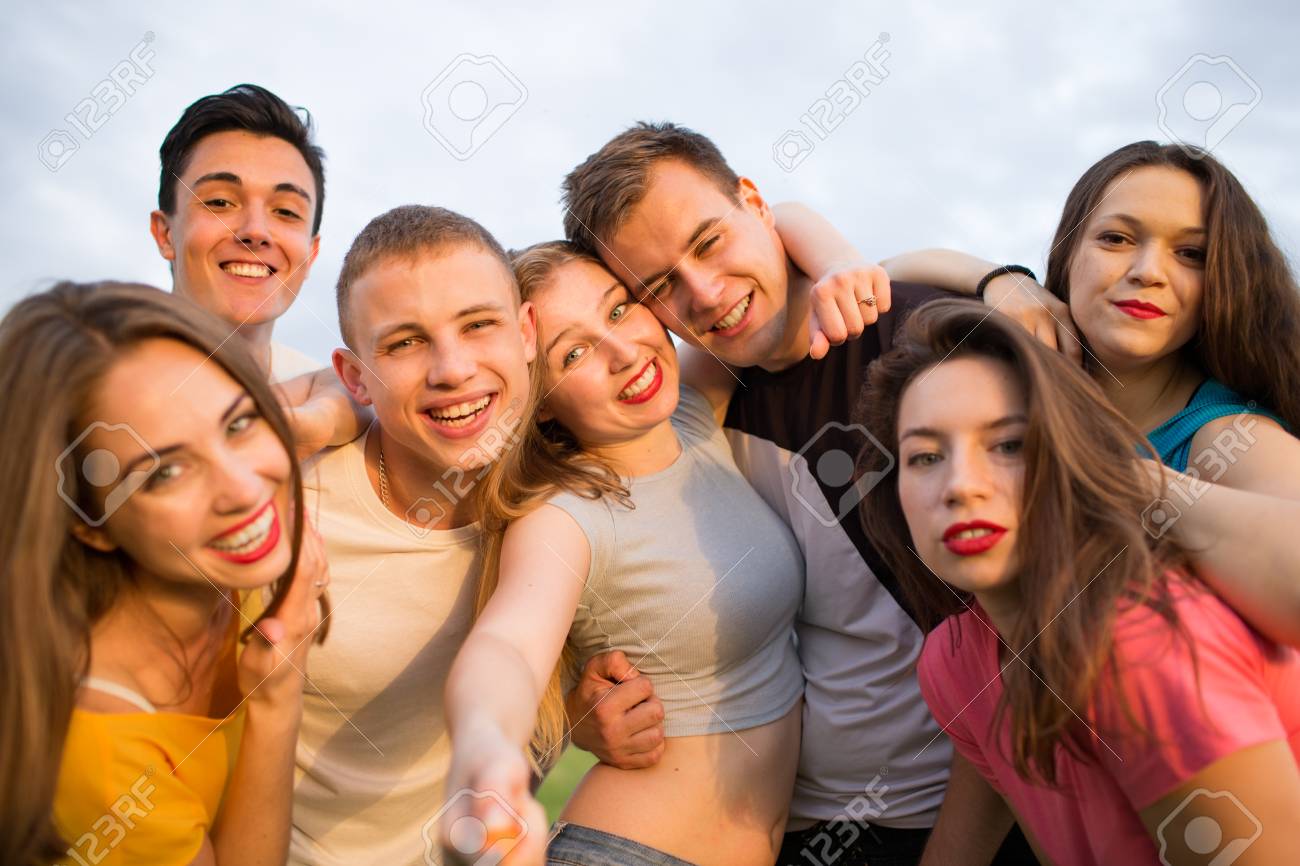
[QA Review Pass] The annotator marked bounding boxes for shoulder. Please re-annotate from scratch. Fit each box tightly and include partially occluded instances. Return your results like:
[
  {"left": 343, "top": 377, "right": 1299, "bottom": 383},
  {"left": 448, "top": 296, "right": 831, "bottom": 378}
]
[
  {"left": 57, "top": 715, "right": 212, "bottom": 862},
  {"left": 1187, "top": 409, "right": 1300, "bottom": 495},
  {"left": 269, "top": 341, "right": 324, "bottom": 383},
  {"left": 917, "top": 611, "right": 995, "bottom": 718}
]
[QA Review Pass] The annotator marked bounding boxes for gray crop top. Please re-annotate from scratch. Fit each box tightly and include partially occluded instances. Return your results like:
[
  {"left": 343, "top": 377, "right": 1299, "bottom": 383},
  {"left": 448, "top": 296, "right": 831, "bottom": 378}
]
[{"left": 546, "top": 386, "right": 805, "bottom": 736}]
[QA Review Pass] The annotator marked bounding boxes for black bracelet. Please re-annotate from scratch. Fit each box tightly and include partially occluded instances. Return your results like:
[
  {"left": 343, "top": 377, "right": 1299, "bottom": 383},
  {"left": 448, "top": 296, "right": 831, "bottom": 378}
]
[{"left": 974, "top": 265, "right": 1037, "bottom": 301}]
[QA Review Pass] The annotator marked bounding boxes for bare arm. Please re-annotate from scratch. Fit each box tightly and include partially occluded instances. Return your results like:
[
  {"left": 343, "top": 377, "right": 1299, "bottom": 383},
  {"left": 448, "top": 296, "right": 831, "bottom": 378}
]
[
  {"left": 209, "top": 524, "right": 328, "bottom": 865},
  {"left": 880, "top": 248, "right": 1082, "bottom": 364},
  {"left": 1138, "top": 740, "right": 1300, "bottom": 865},
  {"left": 771, "top": 201, "right": 892, "bottom": 358},
  {"left": 1150, "top": 416, "right": 1300, "bottom": 647},
  {"left": 276, "top": 367, "right": 373, "bottom": 461},
  {"left": 441, "top": 506, "right": 589, "bottom": 863},
  {"left": 920, "top": 754, "right": 1024, "bottom": 866}
]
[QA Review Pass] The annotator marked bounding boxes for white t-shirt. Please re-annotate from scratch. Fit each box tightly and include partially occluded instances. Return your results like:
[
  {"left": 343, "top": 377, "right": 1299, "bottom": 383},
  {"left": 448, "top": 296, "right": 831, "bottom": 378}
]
[
  {"left": 290, "top": 422, "right": 481, "bottom": 866},
  {"left": 270, "top": 341, "right": 325, "bottom": 383}
]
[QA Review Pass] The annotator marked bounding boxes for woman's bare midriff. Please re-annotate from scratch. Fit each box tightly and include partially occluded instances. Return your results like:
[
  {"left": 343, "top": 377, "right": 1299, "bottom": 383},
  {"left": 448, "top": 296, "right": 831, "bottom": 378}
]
[{"left": 558, "top": 700, "right": 801, "bottom": 866}]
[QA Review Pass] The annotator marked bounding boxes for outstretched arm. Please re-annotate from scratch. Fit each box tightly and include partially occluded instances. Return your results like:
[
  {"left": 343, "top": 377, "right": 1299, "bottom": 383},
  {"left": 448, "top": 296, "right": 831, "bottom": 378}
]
[
  {"left": 1139, "top": 740, "right": 1300, "bottom": 865},
  {"left": 441, "top": 506, "right": 590, "bottom": 864}
]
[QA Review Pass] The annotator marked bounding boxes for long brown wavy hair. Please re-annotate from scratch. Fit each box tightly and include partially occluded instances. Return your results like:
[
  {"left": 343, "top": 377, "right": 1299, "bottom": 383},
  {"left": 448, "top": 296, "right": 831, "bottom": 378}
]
[
  {"left": 471, "top": 241, "right": 631, "bottom": 772},
  {"left": 1045, "top": 140, "right": 1300, "bottom": 431},
  {"left": 857, "top": 298, "right": 1196, "bottom": 784},
  {"left": 0, "top": 281, "right": 318, "bottom": 866}
]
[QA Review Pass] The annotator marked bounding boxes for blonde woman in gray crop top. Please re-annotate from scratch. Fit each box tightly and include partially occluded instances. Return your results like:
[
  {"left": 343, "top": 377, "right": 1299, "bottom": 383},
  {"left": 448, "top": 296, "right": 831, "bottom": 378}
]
[{"left": 441, "top": 245, "right": 806, "bottom": 866}]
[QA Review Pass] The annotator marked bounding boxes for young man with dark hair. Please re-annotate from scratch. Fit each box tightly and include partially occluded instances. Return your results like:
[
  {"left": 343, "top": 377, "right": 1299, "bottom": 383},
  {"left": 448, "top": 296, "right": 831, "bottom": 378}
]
[
  {"left": 561, "top": 121, "right": 1059, "bottom": 865},
  {"left": 150, "top": 83, "right": 325, "bottom": 381}
]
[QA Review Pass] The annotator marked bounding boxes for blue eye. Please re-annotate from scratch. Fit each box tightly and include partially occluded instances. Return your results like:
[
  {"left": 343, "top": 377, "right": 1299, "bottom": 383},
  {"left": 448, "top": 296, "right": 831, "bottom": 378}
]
[
  {"left": 563, "top": 346, "right": 586, "bottom": 367},
  {"left": 610, "top": 303, "right": 628, "bottom": 322}
]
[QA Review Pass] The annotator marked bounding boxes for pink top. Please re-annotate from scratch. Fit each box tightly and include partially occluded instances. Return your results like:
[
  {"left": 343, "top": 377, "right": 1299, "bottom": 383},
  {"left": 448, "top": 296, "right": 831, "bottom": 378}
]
[{"left": 917, "top": 577, "right": 1300, "bottom": 866}]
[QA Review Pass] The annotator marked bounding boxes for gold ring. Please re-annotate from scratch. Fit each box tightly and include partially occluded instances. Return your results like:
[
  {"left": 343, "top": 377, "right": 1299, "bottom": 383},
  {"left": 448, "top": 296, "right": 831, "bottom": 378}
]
[{"left": 859, "top": 296, "right": 877, "bottom": 307}]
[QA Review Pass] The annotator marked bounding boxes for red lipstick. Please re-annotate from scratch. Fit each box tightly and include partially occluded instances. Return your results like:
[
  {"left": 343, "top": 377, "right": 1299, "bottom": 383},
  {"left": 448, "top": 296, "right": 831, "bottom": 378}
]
[
  {"left": 1112, "top": 299, "right": 1167, "bottom": 320},
  {"left": 618, "top": 360, "right": 663, "bottom": 404},
  {"left": 942, "top": 520, "right": 1008, "bottom": 556}
]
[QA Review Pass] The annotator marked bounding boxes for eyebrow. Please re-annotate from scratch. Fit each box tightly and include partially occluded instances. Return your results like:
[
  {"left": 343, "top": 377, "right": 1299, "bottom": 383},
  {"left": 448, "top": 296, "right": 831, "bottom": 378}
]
[
  {"left": 192, "top": 171, "right": 313, "bottom": 204},
  {"left": 1096, "top": 212, "right": 1205, "bottom": 235},
  {"left": 122, "top": 392, "right": 250, "bottom": 475},
  {"left": 640, "top": 217, "right": 722, "bottom": 291},
  {"left": 899, "top": 414, "right": 1028, "bottom": 443},
  {"left": 545, "top": 282, "right": 625, "bottom": 356}
]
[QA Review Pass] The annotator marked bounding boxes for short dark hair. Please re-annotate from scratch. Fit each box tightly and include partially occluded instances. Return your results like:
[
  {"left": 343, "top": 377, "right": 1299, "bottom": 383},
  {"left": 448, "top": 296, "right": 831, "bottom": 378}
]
[
  {"left": 336, "top": 205, "right": 513, "bottom": 349},
  {"left": 561, "top": 121, "right": 740, "bottom": 254},
  {"left": 158, "top": 83, "right": 326, "bottom": 234}
]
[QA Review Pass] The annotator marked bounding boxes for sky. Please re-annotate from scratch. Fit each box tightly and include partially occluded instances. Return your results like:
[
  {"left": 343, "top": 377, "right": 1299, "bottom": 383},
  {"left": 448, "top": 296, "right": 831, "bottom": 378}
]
[{"left": 4, "top": 0, "right": 1298, "bottom": 361}]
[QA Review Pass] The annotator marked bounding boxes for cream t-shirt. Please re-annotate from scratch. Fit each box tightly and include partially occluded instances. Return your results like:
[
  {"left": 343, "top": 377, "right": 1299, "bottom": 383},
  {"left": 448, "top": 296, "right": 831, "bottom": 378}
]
[
  {"left": 290, "top": 422, "right": 481, "bottom": 866},
  {"left": 269, "top": 340, "right": 324, "bottom": 384}
]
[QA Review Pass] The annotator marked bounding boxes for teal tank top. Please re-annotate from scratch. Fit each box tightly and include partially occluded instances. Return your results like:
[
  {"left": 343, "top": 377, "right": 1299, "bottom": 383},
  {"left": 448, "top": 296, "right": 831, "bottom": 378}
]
[{"left": 1146, "top": 378, "right": 1286, "bottom": 471}]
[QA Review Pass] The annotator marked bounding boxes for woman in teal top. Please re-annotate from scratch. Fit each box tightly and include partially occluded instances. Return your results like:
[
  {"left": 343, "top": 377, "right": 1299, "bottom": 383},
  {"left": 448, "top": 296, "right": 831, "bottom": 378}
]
[{"left": 784, "top": 141, "right": 1300, "bottom": 650}]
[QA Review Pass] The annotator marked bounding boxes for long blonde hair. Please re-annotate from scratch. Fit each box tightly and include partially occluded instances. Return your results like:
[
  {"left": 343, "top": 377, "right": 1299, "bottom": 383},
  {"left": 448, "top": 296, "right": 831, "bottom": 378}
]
[
  {"left": 472, "top": 242, "right": 631, "bottom": 772},
  {"left": 0, "top": 282, "right": 316, "bottom": 866}
]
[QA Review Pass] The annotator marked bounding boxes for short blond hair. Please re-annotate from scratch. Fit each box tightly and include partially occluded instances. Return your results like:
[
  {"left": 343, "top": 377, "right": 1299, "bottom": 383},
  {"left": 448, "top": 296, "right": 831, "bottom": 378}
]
[{"left": 336, "top": 205, "right": 512, "bottom": 348}]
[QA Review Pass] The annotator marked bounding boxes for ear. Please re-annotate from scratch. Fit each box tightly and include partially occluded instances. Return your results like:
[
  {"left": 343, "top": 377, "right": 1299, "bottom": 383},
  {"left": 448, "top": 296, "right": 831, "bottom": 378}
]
[
  {"left": 149, "top": 209, "right": 177, "bottom": 262},
  {"left": 332, "top": 348, "right": 373, "bottom": 406},
  {"left": 517, "top": 300, "right": 538, "bottom": 364},
  {"left": 70, "top": 521, "right": 117, "bottom": 553},
  {"left": 303, "top": 233, "right": 322, "bottom": 274},
  {"left": 736, "top": 176, "right": 773, "bottom": 227}
]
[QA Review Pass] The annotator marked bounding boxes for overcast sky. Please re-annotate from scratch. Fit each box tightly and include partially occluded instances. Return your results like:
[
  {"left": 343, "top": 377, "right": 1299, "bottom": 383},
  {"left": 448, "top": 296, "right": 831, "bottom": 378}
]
[{"left": 5, "top": 0, "right": 1297, "bottom": 361}]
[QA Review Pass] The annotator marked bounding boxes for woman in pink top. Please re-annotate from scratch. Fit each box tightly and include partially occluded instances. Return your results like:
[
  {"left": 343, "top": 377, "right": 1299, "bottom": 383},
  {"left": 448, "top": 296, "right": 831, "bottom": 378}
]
[{"left": 855, "top": 299, "right": 1300, "bottom": 866}]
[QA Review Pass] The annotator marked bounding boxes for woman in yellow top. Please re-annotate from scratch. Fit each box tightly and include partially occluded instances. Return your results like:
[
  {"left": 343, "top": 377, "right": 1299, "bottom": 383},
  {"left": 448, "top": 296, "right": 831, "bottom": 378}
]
[{"left": 0, "top": 282, "right": 329, "bottom": 866}]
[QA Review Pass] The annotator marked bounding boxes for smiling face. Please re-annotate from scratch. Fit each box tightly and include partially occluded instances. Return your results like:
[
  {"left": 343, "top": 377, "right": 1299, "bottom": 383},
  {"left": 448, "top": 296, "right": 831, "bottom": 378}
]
[
  {"left": 531, "top": 257, "right": 680, "bottom": 449},
  {"left": 1065, "top": 165, "right": 1207, "bottom": 373},
  {"left": 151, "top": 129, "right": 321, "bottom": 333},
  {"left": 337, "top": 244, "right": 537, "bottom": 475},
  {"left": 599, "top": 160, "right": 794, "bottom": 369},
  {"left": 896, "top": 356, "right": 1027, "bottom": 604},
  {"left": 76, "top": 338, "right": 294, "bottom": 591}
]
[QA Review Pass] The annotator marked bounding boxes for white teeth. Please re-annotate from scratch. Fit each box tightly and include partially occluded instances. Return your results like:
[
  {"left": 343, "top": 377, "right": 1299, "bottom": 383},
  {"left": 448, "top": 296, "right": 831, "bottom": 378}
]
[
  {"left": 711, "top": 294, "right": 751, "bottom": 331},
  {"left": 618, "top": 361, "right": 658, "bottom": 400},
  {"left": 210, "top": 506, "right": 275, "bottom": 554},
  {"left": 223, "top": 262, "right": 272, "bottom": 278},
  {"left": 428, "top": 395, "right": 491, "bottom": 426},
  {"left": 951, "top": 528, "right": 995, "bottom": 541}
]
